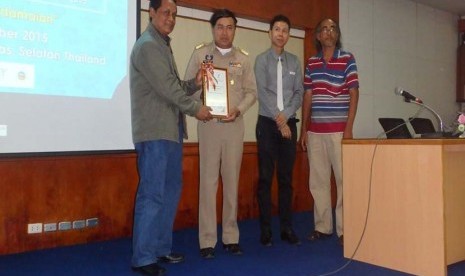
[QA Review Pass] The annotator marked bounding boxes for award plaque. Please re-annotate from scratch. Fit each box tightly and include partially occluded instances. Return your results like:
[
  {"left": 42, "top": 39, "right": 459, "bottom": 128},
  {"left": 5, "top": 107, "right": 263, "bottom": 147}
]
[{"left": 202, "top": 60, "right": 229, "bottom": 118}]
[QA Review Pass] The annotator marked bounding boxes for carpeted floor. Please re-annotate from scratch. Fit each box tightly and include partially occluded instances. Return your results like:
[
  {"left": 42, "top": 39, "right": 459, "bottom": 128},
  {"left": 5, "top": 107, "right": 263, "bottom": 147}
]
[{"left": 0, "top": 212, "right": 464, "bottom": 275}]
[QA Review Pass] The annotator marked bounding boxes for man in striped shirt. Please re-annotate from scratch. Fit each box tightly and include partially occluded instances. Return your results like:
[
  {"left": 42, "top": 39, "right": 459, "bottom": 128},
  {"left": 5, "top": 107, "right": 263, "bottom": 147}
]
[{"left": 299, "top": 18, "right": 359, "bottom": 247}]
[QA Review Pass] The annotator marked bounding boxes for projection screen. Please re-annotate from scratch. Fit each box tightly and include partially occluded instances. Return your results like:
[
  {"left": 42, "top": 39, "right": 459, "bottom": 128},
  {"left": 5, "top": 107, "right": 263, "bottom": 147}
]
[{"left": 0, "top": 0, "right": 138, "bottom": 154}]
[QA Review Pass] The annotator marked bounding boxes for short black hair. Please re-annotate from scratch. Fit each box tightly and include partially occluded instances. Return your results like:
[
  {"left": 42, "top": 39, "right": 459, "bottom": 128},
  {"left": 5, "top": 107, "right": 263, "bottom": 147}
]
[
  {"left": 269, "top": 14, "right": 291, "bottom": 30},
  {"left": 149, "top": 0, "right": 176, "bottom": 11},
  {"left": 209, "top": 9, "right": 237, "bottom": 27}
]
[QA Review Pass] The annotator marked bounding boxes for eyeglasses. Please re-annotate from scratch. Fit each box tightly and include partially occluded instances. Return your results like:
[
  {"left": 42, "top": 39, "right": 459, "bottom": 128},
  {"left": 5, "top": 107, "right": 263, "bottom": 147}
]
[{"left": 319, "top": 26, "right": 338, "bottom": 34}]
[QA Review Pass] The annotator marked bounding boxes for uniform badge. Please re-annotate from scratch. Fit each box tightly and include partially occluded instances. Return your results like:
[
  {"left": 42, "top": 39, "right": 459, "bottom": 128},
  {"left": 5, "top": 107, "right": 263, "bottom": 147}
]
[
  {"left": 238, "top": 48, "right": 249, "bottom": 56},
  {"left": 195, "top": 43, "right": 206, "bottom": 50},
  {"left": 229, "top": 61, "right": 241, "bottom": 68}
]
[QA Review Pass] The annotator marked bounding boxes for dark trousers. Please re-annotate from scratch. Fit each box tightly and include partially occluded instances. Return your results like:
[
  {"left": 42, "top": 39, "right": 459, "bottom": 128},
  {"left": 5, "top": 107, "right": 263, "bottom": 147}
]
[{"left": 256, "top": 115, "right": 297, "bottom": 234}]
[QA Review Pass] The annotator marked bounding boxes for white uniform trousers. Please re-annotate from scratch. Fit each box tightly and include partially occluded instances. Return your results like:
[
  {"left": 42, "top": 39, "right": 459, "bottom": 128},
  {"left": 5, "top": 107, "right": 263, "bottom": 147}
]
[{"left": 198, "top": 117, "right": 244, "bottom": 248}]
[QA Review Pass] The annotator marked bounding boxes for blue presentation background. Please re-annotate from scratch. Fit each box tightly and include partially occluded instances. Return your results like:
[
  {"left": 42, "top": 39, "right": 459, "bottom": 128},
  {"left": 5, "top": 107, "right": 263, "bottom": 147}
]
[{"left": 1, "top": 1, "right": 128, "bottom": 99}]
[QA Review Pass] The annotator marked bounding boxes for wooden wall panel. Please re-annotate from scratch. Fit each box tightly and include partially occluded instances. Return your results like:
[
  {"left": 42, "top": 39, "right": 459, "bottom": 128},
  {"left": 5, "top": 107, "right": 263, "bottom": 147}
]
[
  {"left": 457, "top": 45, "right": 465, "bottom": 102},
  {"left": 458, "top": 19, "right": 465, "bottom": 102},
  {"left": 0, "top": 0, "right": 339, "bottom": 256},
  {"left": 0, "top": 153, "right": 139, "bottom": 254},
  {"left": 0, "top": 143, "right": 320, "bottom": 255},
  {"left": 175, "top": 143, "right": 316, "bottom": 229}
]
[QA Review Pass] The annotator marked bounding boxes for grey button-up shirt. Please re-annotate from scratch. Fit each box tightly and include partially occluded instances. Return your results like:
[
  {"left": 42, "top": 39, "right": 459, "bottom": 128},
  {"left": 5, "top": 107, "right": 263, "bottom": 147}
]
[{"left": 254, "top": 48, "right": 303, "bottom": 120}]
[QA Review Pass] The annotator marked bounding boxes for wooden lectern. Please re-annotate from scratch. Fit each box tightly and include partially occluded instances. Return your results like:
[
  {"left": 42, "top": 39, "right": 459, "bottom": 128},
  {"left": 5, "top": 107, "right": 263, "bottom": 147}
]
[{"left": 342, "top": 139, "right": 465, "bottom": 276}]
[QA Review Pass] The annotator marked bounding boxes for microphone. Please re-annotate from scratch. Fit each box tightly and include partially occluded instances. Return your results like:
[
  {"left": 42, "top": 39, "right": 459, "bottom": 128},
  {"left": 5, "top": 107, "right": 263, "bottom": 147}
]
[
  {"left": 395, "top": 87, "right": 446, "bottom": 135},
  {"left": 395, "top": 87, "right": 423, "bottom": 103}
]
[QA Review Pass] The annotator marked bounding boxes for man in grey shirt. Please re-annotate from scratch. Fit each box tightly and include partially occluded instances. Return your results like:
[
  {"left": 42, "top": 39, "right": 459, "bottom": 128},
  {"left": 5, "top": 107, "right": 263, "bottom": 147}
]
[
  {"left": 254, "top": 14, "right": 303, "bottom": 247},
  {"left": 130, "top": 0, "right": 212, "bottom": 275}
]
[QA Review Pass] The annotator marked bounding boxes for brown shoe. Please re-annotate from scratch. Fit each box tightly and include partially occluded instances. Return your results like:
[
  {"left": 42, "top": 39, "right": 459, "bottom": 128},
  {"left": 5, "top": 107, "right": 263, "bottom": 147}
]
[
  {"left": 223, "top": 243, "right": 243, "bottom": 255},
  {"left": 307, "top": 230, "right": 332, "bottom": 241},
  {"left": 200, "top": 247, "right": 215, "bottom": 259}
]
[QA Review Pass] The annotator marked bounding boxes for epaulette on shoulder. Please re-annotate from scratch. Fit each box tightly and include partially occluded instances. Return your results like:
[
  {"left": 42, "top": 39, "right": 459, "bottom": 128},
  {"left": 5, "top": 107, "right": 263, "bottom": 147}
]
[
  {"left": 195, "top": 43, "right": 206, "bottom": 50},
  {"left": 238, "top": 47, "right": 249, "bottom": 56}
]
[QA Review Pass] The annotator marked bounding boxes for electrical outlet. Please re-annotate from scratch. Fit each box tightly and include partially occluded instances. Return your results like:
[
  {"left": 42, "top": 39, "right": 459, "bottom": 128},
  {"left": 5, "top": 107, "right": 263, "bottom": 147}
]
[
  {"left": 43, "top": 223, "right": 57, "bottom": 232},
  {"left": 27, "top": 223, "right": 43, "bottom": 234},
  {"left": 73, "top": 220, "right": 86, "bottom": 229},
  {"left": 58, "top": 221, "right": 71, "bottom": 231},
  {"left": 86, "top": 218, "right": 99, "bottom": 227}
]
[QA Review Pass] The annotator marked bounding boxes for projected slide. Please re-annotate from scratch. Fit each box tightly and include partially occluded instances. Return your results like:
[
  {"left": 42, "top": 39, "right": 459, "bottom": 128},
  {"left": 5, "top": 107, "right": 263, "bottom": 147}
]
[{"left": 0, "top": 0, "right": 127, "bottom": 99}]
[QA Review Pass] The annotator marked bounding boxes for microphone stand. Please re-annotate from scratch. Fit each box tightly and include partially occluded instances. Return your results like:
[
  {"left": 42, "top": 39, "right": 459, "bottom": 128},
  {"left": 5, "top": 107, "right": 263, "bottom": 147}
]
[{"left": 407, "top": 99, "right": 446, "bottom": 138}]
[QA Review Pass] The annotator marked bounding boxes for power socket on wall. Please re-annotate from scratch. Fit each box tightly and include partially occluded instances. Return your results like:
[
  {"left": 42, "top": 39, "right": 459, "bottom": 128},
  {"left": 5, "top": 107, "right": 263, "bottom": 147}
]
[
  {"left": 43, "top": 223, "right": 57, "bottom": 232},
  {"left": 28, "top": 217, "right": 99, "bottom": 234},
  {"left": 27, "top": 223, "right": 43, "bottom": 234},
  {"left": 58, "top": 221, "right": 72, "bottom": 231},
  {"left": 72, "top": 220, "right": 86, "bottom": 229},
  {"left": 86, "top": 218, "right": 99, "bottom": 227}
]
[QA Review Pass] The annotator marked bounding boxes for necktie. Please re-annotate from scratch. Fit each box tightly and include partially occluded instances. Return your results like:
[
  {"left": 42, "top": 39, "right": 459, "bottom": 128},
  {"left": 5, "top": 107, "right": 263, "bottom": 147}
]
[{"left": 277, "top": 56, "right": 284, "bottom": 111}]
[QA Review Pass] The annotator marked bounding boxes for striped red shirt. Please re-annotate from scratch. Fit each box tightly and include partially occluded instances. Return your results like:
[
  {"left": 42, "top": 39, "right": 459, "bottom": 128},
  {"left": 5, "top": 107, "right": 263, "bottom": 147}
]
[{"left": 303, "top": 49, "right": 359, "bottom": 133}]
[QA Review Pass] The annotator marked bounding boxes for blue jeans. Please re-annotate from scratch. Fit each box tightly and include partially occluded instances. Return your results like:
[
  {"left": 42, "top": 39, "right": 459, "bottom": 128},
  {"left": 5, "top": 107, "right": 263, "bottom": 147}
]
[{"left": 131, "top": 139, "right": 183, "bottom": 267}]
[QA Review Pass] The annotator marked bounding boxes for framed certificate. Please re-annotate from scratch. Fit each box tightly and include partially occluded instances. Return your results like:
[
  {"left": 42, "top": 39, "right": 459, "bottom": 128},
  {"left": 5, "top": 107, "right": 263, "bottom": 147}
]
[{"left": 202, "top": 67, "right": 229, "bottom": 118}]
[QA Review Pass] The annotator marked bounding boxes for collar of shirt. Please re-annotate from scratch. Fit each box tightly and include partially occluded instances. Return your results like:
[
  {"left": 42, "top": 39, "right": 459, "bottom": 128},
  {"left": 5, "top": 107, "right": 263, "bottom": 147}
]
[
  {"left": 147, "top": 23, "right": 171, "bottom": 46},
  {"left": 157, "top": 30, "right": 171, "bottom": 46},
  {"left": 316, "top": 48, "right": 340, "bottom": 61},
  {"left": 216, "top": 46, "right": 232, "bottom": 55},
  {"left": 268, "top": 47, "right": 286, "bottom": 62}
]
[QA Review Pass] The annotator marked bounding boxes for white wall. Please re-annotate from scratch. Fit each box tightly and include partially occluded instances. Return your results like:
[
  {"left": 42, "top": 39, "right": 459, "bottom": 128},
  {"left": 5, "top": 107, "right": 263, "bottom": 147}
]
[{"left": 340, "top": 0, "right": 460, "bottom": 138}]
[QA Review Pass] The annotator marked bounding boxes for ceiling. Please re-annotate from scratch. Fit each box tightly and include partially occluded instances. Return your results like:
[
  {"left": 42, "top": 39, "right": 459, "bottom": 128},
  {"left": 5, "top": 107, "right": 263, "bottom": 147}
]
[{"left": 412, "top": 0, "right": 465, "bottom": 16}]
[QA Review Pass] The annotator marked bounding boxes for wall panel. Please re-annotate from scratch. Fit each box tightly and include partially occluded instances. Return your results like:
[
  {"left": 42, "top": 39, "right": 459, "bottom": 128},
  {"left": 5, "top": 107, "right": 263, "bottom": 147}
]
[
  {"left": 0, "top": 144, "right": 315, "bottom": 255},
  {"left": 0, "top": 0, "right": 338, "bottom": 255}
]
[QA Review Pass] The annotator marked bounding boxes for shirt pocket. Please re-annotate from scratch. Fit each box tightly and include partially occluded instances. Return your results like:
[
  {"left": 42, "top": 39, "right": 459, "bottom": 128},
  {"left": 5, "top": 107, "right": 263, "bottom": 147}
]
[
  {"left": 284, "top": 70, "right": 297, "bottom": 84},
  {"left": 228, "top": 66, "right": 243, "bottom": 77},
  {"left": 228, "top": 67, "right": 243, "bottom": 90}
]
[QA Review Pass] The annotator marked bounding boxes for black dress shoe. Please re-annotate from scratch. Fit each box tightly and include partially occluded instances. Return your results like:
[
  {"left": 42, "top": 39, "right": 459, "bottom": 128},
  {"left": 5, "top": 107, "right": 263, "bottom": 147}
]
[
  {"left": 223, "top": 243, "right": 243, "bottom": 255},
  {"left": 157, "top": 253, "right": 184, "bottom": 264},
  {"left": 260, "top": 232, "right": 273, "bottom": 247},
  {"left": 200, "top": 247, "right": 215, "bottom": 259},
  {"left": 280, "top": 229, "right": 301, "bottom": 245},
  {"left": 132, "top": 263, "right": 166, "bottom": 276},
  {"left": 307, "top": 230, "right": 332, "bottom": 241}
]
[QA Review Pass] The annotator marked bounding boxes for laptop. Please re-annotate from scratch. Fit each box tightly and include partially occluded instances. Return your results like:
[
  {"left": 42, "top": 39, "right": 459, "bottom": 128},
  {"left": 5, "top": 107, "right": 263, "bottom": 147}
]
[
  {"left": 378, "top": 118, "right": 412, "bottom": 139},
  {"left": 409, "top": 117, "right": 436, "bottom": 134}
]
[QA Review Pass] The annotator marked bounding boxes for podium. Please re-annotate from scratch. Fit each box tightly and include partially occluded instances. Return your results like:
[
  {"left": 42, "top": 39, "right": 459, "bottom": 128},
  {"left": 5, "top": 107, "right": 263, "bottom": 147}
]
[{"left": 342, "top": 139, "right": 465, "bottom": 276}]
